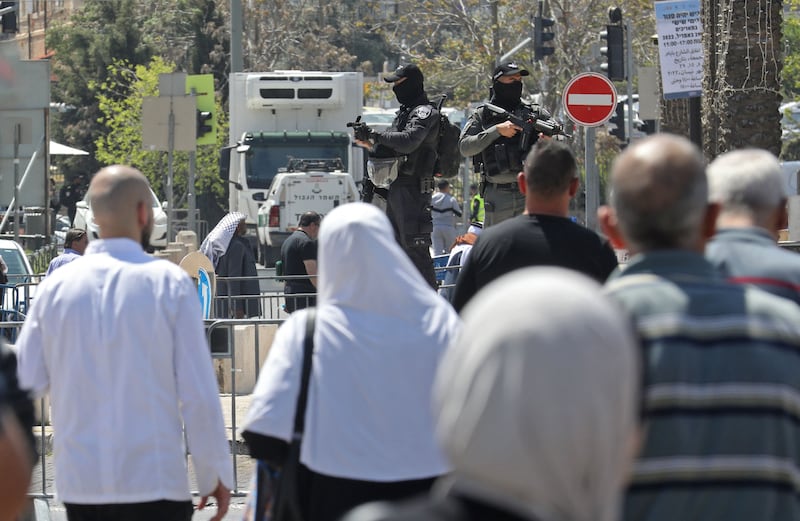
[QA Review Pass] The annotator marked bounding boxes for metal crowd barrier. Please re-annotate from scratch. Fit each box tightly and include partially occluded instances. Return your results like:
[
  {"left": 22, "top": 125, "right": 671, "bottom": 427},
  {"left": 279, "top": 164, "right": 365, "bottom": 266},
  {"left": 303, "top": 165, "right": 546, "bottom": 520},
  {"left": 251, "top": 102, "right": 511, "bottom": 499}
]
[
  {"left": 204, "top": 317, "right": 286, "bottom": 495},
  {"left": 214, "top": 274, "right": 317, "bottom": 320}
]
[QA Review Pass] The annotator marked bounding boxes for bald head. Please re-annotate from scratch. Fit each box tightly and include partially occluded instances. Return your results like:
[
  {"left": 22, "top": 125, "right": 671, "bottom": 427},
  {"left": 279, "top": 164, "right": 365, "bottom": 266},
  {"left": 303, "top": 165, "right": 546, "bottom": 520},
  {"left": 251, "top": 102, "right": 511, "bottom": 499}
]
[
  {"left": 608, "top": 134, "right": 708, "bottom": 252},
  {"left": 88, "top": 165, "right": 153, "bottom": 243}
]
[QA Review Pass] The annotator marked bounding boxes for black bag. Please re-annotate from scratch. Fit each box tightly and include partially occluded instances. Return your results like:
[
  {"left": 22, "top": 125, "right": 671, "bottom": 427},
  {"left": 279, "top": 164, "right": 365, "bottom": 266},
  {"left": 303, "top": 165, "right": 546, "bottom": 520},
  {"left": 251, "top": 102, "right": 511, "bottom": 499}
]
[
  {"left": 432, "top": 95, "right": 462, "bottom": 179},
  {"left": 246, "top": 308, "right": 316, "bottom": 521}
]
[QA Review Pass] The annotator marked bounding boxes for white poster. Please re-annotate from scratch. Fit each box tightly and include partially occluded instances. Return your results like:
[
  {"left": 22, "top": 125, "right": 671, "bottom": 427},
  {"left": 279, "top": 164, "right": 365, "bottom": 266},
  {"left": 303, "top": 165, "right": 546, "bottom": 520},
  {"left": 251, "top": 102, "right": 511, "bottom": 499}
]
[{"left": 655, "top": 0, "right": 703, "bottom": 99}]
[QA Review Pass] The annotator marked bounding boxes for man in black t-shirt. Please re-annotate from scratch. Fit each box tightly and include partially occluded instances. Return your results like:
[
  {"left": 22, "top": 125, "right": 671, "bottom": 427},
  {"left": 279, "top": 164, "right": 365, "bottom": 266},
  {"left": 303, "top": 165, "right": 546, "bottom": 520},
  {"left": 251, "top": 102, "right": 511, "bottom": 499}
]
[
  {"left": 451, "top": 140, "right": 618, "bottom": 312},
  {"left": 281, "top": 211, "right": 321, "bottom": 313}
]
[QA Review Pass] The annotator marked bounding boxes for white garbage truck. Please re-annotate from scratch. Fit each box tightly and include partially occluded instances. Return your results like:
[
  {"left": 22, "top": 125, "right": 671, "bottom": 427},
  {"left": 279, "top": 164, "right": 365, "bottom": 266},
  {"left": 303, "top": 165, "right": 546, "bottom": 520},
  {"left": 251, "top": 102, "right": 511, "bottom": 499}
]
[{"left": 221, "top": 71, "right": 365, "bottom": 265}]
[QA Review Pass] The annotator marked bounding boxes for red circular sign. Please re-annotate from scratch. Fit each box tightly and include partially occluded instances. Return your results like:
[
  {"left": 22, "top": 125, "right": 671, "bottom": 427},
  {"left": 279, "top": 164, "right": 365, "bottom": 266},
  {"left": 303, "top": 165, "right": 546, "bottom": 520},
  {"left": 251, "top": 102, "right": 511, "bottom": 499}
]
[{"left": 562, "top": 73, "right": 617, "bottom": 127}]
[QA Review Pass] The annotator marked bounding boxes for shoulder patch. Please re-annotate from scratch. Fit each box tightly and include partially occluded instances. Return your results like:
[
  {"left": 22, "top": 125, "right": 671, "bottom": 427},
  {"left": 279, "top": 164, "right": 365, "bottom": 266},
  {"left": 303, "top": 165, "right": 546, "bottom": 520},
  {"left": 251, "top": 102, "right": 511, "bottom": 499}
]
[{"left": 413, "top": 105, "right": 433, "bottom": 120}]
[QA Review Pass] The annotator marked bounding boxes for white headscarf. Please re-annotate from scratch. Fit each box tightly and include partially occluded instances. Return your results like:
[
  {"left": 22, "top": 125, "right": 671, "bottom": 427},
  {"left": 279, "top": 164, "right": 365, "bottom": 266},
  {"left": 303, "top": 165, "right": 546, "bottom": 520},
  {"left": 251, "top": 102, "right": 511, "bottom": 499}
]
[
  {"left": 434, "top": 267, "right": 639, "bottom": 521},
  {"left": 199, "top": 212, "right": 246, "bottom": 268},
  {"left": 242, "top": 202, "right": 460, "bottom": 481}
]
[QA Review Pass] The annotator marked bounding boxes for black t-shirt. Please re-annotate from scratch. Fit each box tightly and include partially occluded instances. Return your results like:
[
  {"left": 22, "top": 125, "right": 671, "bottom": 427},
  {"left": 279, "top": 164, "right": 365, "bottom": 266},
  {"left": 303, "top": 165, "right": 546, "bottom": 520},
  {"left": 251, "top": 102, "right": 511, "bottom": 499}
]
[
  {"left": 281, "top": 229, "right": 317, "bottom": 293},
  {"left": 451, "top": 214, "right": 618, "bottom": 312}
]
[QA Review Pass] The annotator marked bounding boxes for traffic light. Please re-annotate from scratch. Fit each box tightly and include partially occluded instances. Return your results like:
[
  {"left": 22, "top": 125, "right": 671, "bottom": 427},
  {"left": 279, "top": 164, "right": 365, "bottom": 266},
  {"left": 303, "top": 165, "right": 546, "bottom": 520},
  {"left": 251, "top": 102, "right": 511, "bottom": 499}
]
[
  {"left": 534, "top": 14, "right": 555, "bottom": 61},
  {"left": 608, "top": 102, "right": 626, "bottom": 143},
  {"left": 0, "top": 2, "right": 18, "bottom": 34},
  {"left": 600, "top": 24, "right": 624, "bottom": 81},
  {"left": 196, "top": 110, "right": 212, "bottom": 139},
  {"left": 187, "top": 74, "right": 216, "bottom": 145}
]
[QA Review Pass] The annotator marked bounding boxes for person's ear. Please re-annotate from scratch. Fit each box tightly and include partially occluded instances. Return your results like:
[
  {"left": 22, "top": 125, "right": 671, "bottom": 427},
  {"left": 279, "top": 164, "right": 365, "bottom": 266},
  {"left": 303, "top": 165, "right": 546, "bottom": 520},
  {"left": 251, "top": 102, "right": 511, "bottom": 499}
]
[
  {"left": 517, "top": 171, "right": 527, "bottom": 195},
  {"left": 598, "top": 205, "right": 627, "bottom": 249},
  {"left": 568, "top": 177, "right": 579, "bottom": 198}
]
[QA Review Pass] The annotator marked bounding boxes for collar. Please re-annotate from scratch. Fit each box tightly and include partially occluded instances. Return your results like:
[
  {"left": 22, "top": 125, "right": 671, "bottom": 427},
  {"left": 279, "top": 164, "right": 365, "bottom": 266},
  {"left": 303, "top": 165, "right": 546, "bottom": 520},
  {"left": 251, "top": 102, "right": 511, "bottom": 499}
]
[
  {"left": 85, "top": 238, "right": 147, "bottom": 258},
  {"left": 63, "top": 248, "right": 81, "bottom": 256},
  {"left": 611, "top": 249, "right": 722, "bottom": 283},
  {"left": 711, "top": 227, "right": 776, "bottom": 245}
]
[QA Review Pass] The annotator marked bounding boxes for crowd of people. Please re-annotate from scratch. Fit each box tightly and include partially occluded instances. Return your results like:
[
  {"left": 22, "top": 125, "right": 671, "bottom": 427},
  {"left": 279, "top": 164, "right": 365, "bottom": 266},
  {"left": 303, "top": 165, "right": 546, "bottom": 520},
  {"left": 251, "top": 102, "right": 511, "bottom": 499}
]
[{"left": 3, "top": 60, "right": 800, "bottom": 521}]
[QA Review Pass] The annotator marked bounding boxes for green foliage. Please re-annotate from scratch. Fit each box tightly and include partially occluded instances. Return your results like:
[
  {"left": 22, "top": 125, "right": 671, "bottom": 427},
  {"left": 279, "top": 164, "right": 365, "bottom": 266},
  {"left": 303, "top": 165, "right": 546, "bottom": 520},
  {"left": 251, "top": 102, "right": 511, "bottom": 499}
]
[
  {"left": 359, "top": 0, "right": 658, "bottom": 112},
  {"left": 47, "top": 0, "right": 155, "bottom": 179},
  {"left": 94, "top": 57, "right": 226, "bottom": 216},
  {"left": 784, "top": 16, "right": 800, "bottom": 99},
  {"left": 47, "top": 0, "right": 229, "bottom": 225}
]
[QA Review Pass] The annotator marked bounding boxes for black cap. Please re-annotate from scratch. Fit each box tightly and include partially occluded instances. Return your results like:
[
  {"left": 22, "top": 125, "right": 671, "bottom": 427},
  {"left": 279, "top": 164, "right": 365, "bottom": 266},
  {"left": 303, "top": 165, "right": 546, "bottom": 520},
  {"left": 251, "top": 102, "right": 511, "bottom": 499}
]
[
  {"left": 384, "top": 63, "right": 424, "bottom": 83},
  {"left": 492, "top": 62, "right": 530, "bottom": 81}
]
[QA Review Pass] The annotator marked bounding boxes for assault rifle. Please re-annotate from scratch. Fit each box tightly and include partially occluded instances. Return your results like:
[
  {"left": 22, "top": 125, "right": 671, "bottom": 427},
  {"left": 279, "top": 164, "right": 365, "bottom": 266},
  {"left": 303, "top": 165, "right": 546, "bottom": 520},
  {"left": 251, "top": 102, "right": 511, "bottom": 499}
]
[{"left": 483, "top": 103, "right": 570, "bottom": 150}]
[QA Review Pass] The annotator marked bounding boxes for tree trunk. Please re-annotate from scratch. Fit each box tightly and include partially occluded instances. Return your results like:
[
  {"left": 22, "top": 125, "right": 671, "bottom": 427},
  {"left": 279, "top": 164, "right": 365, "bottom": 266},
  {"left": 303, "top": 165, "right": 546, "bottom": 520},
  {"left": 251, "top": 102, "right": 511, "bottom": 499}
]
[{"left": 702, "top": 0, "right": 783, "bottom": 160}]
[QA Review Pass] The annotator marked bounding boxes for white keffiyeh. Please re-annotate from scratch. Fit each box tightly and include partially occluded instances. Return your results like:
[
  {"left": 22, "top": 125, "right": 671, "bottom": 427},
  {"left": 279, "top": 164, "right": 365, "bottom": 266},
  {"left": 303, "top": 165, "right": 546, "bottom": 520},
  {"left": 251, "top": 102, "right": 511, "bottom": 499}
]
[{"left": 199, "top": 212, "right": 247, "bottom": 269}]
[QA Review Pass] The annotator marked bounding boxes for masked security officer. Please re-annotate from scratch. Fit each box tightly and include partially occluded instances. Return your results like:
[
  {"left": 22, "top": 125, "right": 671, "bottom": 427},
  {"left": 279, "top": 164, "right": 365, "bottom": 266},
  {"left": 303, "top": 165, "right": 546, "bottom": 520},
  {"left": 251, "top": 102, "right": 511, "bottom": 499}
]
[
  {"left": 354, "top": 63, "right": 440, "bottom": 288},
  {"left": 459, "top": 62, "right": 555, "bottom": 227}
]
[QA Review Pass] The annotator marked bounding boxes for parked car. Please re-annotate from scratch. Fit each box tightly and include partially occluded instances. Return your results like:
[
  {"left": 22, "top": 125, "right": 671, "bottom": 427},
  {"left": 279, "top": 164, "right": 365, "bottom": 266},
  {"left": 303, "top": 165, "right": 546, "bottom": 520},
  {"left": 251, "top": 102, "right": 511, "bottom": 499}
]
[
  {"left": 73, "top": 188, "right": 168, "bottom": 249},
  {"left": 780, "top": 101, "right": 800, "bottom": 141},
  {"left": 0, "top": 238, "right": 36, "bottom": 320},
  {"left": 361, "top": 107, "right": 396, "bottom": 132}
]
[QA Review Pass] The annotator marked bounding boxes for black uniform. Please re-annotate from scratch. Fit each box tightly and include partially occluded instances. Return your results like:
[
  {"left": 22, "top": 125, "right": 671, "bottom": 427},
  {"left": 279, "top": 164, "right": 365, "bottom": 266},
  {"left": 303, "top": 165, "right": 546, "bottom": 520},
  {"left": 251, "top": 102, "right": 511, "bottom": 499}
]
[
  {"left": 364, "top": 64, "right": 440, "bottom": 288},
  {"left": 459, "top": 61, "right": 557, "bottom": 226}
]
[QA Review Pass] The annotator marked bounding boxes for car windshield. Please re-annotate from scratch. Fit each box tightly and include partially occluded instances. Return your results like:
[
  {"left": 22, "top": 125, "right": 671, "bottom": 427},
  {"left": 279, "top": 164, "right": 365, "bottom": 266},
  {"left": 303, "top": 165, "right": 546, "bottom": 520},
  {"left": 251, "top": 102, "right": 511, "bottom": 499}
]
[
  {"left": 362, "top": 113, "right": 395, "bottom": 124},
  {"left": 244, "top": 143, "right": 349, "bottom": 189},
  {"left": 0, "top": 247, "right": 30, "bottom": 282}
]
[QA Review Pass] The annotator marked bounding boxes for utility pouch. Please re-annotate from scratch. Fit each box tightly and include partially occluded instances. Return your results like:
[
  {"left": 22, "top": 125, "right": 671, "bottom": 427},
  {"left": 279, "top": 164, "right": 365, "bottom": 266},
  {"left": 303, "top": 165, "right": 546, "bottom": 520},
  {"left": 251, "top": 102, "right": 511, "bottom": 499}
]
[
  {"left": 367, "top": 157, "right": 405, "bottom": 189},
  {"left": 420, "top": 177, "right": 436, "bottom": 194},
  {"left": 493, "top": 143, "right": 511, "bottom": 175}
]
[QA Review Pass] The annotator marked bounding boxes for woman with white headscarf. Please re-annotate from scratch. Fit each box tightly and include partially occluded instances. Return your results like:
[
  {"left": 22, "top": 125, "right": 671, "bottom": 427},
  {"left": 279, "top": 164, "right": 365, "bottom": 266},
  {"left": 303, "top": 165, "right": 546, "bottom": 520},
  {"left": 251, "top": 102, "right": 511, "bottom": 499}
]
[
  {"left": 345, "top": 266, "right": 641, "bottom": 521},
  {"left": 240, "top": 202, "right": 461, "bottom": 521}
]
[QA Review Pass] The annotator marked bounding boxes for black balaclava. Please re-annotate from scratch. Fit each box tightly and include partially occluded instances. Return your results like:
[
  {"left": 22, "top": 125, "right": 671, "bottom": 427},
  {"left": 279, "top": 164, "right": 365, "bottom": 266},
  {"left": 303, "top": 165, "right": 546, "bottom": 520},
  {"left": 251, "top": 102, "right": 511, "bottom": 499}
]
[
  {"left": 393, "top": 75, "right": 424, "bottom": 106},
  {"left": 490, "top": 80, "right": 523, "bottom": 111}
]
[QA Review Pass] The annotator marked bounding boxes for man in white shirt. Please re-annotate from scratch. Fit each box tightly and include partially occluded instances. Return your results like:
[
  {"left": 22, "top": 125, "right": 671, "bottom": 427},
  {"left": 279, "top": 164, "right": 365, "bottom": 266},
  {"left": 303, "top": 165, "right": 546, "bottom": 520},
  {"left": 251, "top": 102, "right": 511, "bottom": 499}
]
[{"left": 15, "top": 165, "right": 232, "bottom": 521}]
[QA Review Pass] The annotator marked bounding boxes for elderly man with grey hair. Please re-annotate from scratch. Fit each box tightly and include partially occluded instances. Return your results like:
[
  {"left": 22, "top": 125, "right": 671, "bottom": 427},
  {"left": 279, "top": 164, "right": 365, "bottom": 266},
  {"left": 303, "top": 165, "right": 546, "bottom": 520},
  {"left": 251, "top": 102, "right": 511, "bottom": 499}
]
[
  {"left": 705, "top": 148, "right": 800, "bottom": 304},
  {"left": 600, "top": 134, "right": 800, "bottom": 521}
]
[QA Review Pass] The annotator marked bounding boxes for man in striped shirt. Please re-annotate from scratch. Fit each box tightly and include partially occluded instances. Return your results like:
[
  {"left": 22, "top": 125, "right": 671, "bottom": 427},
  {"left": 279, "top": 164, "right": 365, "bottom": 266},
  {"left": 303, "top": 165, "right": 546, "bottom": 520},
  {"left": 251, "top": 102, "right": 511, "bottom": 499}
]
[{"left": 600, "top": 134, "right": 800, "bottom": 521}]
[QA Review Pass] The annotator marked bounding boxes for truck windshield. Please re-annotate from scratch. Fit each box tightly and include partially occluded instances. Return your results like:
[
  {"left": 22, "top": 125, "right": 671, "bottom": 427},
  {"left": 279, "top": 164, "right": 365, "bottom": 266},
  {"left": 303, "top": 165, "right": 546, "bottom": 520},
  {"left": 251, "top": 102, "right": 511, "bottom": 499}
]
[{"left": 245, "top": 144, "right": 349, "bottom": 189}]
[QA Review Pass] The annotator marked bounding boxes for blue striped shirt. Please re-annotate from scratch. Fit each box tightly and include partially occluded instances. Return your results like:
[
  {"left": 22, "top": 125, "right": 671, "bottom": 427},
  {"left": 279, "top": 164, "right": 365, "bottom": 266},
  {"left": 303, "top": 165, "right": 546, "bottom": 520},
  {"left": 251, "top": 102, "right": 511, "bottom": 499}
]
[{"left": 606, "top": 251, "right": 800, "bottom": 521}]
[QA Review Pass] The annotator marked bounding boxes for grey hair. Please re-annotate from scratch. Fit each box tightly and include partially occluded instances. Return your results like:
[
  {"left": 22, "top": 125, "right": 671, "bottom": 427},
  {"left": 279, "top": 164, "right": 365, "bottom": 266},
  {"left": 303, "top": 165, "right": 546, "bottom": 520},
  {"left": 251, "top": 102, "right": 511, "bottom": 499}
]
[
  {"left": 707, "top": 149, "right": 786, "bottom": 225},
  {"left": 609, "top": 135, "right": 708, "bottom": 251}
]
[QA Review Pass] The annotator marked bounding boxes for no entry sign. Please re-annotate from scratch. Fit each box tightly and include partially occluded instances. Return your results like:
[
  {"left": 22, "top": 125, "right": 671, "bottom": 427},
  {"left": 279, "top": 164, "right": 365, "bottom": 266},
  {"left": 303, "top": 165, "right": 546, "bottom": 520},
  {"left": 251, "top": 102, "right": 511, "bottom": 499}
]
[{"left": 562, "top": 73, "right": 617, "bottom": 127}]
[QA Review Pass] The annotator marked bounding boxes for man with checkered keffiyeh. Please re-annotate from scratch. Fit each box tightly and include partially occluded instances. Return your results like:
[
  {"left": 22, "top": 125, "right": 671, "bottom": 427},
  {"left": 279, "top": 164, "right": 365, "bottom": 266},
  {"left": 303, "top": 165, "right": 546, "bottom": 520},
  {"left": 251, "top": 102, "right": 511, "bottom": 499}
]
[{"left": 200, "top": 213, "right": 261, "bottom": 318}]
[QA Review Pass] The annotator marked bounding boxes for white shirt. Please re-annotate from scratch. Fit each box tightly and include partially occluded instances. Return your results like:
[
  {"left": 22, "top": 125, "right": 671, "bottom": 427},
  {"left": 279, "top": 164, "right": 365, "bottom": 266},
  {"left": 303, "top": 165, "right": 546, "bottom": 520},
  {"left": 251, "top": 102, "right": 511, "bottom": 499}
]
[{"left": 16, "top": 238, "right": 233, "bottom": 503}]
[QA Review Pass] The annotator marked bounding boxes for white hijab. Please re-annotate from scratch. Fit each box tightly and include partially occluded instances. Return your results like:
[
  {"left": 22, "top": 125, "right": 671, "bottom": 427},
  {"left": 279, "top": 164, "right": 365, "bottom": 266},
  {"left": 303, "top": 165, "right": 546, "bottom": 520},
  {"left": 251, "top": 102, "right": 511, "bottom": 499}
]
[
  {"left": 242, "top": 202, "right": 460, "bottom": 481},
  {"left": 434, "top": 267, "right": 639, "bottom": 521}
]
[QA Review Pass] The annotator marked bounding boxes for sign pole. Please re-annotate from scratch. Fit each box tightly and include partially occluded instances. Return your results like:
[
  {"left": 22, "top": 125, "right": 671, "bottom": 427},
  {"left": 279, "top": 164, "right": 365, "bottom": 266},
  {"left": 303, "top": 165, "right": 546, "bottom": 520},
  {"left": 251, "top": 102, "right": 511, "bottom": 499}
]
[
  {"left": 625, "top": 19, "right": 634, "bottom": 143},
  {"left": 585, "top": 127, "right": 598, "bottom": 231},
  {"left": 13, "top": 124, "right": 20, "bottom": 241},
  {"left": 188, "top": 87, "right": 197, "bottom": 237},
  {"left": 167, "top": 99, "right": 175, "bottom": 245}
]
